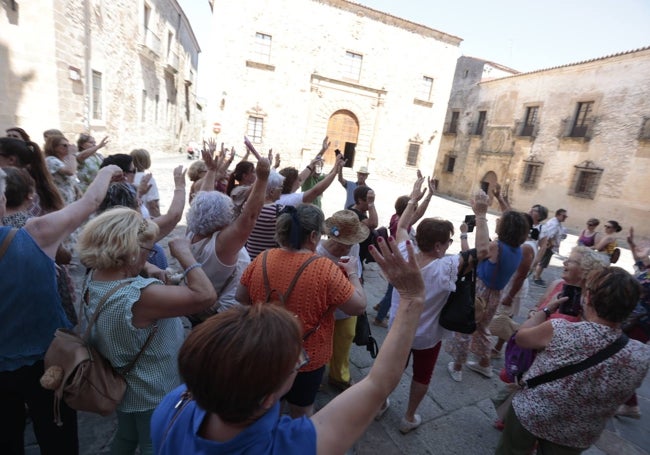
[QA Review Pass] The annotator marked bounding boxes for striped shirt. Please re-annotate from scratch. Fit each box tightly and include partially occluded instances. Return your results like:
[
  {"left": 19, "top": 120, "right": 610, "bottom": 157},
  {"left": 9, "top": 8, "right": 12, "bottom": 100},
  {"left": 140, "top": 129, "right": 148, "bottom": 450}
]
[{"left": 245, "top": 203, "right": 282, "bottom": 260}]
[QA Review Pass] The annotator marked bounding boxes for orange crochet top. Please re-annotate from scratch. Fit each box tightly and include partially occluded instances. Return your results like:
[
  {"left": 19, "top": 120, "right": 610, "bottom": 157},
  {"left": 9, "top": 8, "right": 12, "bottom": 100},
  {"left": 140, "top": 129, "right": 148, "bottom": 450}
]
[{"left": 240, "top": 249, "right": 354, "bottom": 371}]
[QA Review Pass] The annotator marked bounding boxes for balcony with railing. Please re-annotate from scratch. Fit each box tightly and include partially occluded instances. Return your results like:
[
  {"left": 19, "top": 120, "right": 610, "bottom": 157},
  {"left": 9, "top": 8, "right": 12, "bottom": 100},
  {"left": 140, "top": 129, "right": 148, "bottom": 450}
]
[
  {"left": 138, "top": 27, "right": 161, "bottom": 58},
  {"left": 165, "top": 50, "right": 180, "bottom": 74}
]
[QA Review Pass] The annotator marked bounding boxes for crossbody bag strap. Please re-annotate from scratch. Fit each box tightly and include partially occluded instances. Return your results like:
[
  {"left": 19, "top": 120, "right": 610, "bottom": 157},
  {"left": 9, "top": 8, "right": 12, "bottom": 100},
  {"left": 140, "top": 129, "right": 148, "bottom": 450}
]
[
  {"left": 302, "top": 305, "right": 336, "bottom": 341},
  {"left": 82, "top": 280, "right": 132, "bottom": 339},
  {"left": 121, "top": 322, "right": 158, "bottom": 375},
  {"left": 283, "top": 255, "right": 320, "bottom": 303},
  {"left": 524, "top": 334, "right": 629, "bottom": 389},
  {"left": 0, "top": 228, "right": 18, "bottom": 260},
  {"left": 262, "top": 250, "right": 273, "bottom": 302}
]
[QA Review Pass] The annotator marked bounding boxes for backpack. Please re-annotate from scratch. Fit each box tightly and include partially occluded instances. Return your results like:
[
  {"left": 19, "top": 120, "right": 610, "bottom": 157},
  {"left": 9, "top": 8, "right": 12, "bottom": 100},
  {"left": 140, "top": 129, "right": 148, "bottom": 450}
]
[
  {"left": 439, "top": 249, "right": 484, "bottom": 334},
  {"left": 503, "top": 333, "right": 536, "bottom": 383},
  {"left": 41, "top": 281, "right": 156, "bottom": 425}
]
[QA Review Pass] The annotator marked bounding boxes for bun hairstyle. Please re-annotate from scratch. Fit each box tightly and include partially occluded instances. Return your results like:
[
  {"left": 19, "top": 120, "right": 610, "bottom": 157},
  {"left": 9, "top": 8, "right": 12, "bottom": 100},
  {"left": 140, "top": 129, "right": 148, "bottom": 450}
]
[{"left": 607, "top": 220, "right": 622, "bottom": 233}]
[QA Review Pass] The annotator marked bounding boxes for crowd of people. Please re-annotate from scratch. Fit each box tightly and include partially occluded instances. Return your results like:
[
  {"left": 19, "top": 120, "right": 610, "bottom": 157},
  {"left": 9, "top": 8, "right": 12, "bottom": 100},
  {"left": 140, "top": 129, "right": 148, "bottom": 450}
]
[{"left": 0, "top": 127, "right": 648, "bottom": 455}]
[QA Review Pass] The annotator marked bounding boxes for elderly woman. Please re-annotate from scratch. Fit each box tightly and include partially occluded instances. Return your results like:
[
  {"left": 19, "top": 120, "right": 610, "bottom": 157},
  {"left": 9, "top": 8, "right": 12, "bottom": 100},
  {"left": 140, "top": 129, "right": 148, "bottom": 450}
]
[
  {"left": 449, "top": 208, "right": 530, "bottom": 381},
  {"left": 151, "top": 236, "right": 425, "bottom": 454},
  {"left": 44, "top": 135, "right": 78, "bottom": 205},
  {"left": 187, "top": 159, "right": 207, "bottom": 204},
  {"left": 497, "top": 267, "right": 650, "bottom": 454},
  {"left": 244, "top": 169, "right": 285, "bottom": 260},
  {"left": 76, "top": 134, "right": 109, "bottom": 193},
  {"left": 389, "top": 179, "right": 491, "bottom": 433},
  {"left": 236, "top": 204, "right": 366, "bottom": 418},
  {"left": 185, "top": 157, "right": 269, "bottom": 322},
  {"left": 0, "top": 164, "right": 120, "bottom": 454},
  {"left": 77, "top": 208, "right": 216, "bottom": 455},
  {"left": 317, "top": 210, "right": 369, "bottom": 391},
  {"left": 535, "top": 246, "right": 606, "bottom": 322}
]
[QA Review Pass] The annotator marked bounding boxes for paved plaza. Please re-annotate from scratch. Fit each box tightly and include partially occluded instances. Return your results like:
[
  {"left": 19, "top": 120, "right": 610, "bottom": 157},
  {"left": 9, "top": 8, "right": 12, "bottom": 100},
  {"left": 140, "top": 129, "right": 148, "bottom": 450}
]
[{"left": 25, "top": 150, "right": 649, "bottom": 454}]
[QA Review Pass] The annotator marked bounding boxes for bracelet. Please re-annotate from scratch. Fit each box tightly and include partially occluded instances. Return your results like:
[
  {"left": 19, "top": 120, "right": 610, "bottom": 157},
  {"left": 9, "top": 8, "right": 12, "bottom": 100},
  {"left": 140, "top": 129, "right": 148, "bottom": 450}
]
[
  {"left": 407, "top": 200, "right": 417, "bottom": 205},
  {"left": 182, "top": 263, "right": 203, "bottom": 282},
  {"left": 460, "top": 234, "right": 468, "bottom": 239},
  {"left": 541, "top": 307, "right": 551, "bottom": 318},
  {"left": 348, "top": 272, "right": 359, "bottom": 280},
  {"left": 475, "top": 216, "right": 487, "bottom": 221}
]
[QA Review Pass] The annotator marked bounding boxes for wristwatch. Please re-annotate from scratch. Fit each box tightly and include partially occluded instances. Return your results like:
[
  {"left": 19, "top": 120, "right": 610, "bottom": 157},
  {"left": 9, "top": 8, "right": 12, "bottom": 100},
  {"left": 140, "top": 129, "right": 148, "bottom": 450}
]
[{"left": 542, "top": 307, "right": 552, "bottom": 318}]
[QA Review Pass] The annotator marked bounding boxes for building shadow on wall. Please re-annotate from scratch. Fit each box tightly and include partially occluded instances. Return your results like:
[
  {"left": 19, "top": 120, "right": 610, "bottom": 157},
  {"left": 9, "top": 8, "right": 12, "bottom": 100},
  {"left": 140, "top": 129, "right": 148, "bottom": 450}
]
[
  {"left": 2, "top": 0, "right": 19, "bottom": 25},
  {"left": 0, "top": 42, "right": 33, "bottom": 131}
]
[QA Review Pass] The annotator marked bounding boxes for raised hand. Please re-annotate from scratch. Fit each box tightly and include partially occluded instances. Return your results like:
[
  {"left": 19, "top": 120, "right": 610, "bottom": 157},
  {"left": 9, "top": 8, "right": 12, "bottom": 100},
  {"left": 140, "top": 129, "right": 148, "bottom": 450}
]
[
  {"left": 318, "top": 135, "right": 331, "bottom": 157},
  {"left": 273, "top": 152, "right": 281, "bottom": 169},
  {"left": 370, "top": 237, "right": 424, "bottom": 300},
  {"left": 428, "top": 175, "right": 439, "bottom": 193},
  {"left": 410, "top": 174, "right": 426, "bottom": 200},
  {"left": 470, "top": 190, "right": 489, "bottom": 216},
  {"left": 204, "top": 138, "right": 217, "bottom": 154},
  {"left": 172, "top": 165, "right": 186, "bottom": 188},
  {"left": 98, "top": 136, "right": 109, "bottom": 149},
  {"left": 255, "top": 157, "right": 271, "bottom": 179}
]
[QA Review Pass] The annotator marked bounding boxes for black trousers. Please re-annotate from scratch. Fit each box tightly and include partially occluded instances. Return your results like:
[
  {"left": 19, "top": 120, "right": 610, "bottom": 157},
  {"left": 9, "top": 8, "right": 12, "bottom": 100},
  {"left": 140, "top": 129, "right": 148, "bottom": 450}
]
[{"left": 0, "top": 360, "right": 78, "bottom": 455}]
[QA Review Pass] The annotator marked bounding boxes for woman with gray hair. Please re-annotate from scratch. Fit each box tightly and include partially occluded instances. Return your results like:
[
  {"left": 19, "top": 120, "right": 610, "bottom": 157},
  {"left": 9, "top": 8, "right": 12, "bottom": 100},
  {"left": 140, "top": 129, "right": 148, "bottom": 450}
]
[
  {"left": 236, "top": 204, "right": 366, "bottom": 419},
  {"left": 185, "top": 156, "right": 270, "bottom": 322},
  {"left": 245, "top": 169, "right": 286, "bottom": 260}
]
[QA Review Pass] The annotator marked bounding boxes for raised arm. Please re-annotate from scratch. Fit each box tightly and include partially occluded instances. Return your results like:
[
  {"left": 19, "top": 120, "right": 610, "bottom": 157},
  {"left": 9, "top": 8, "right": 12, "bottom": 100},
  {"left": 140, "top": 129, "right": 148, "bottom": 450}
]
[
  {"left": 395, "top": 176, "right": 426, "bottom": 244},
  {"left": 313, "top": 237, "right": 424, "bottom": 455},
  {"left": 363, "top": 190, "right": 378, "bottom": 230},
  {"left": 76, "top": 136, "right": 108, "bottom": 163},
  {"left": 469, "top": 191, "right": 490, "bottom": 261},
  {"left": 25, "top": 165, "right": 122, "bottom": 258},
  {"left": 412, "top": 175, "right": 435, "bottom": 225},
  {"left": 152, "top": 166, "right": 186, "bottom": 240},
  {"left": 131, "top": 237, "right": 217, "bottom": 327},
  {"left": 337, "top": 158, "right": 347, "bottom": 188},
  {"left": 492, "top": 182, "right": 511, "bottom": 213},
  {"left": 295, "top": 158, "right": 322, "bottom": 192},
  {"left": 301, "top": 155, "right": 345, "bottom": 204},
  {"left": 217, "top": 158, "right": 270, "bottom": 264}
]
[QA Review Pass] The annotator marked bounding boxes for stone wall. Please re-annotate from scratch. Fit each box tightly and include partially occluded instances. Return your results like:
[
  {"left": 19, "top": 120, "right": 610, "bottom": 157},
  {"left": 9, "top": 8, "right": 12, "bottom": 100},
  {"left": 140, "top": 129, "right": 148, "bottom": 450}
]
[
  {"left": 0, "top": 0, "right": 202, "bottom": 154},
  {"left": 435, "top": 50, "right": 650, "bottom": 239},
  {"left": 206, "top": 0, "right": 461, "bottom": 181}
]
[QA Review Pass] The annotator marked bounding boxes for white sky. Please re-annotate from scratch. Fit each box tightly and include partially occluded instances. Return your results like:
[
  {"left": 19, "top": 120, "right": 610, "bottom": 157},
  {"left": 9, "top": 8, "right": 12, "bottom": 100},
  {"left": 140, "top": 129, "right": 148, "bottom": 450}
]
[{"left": 180, "top": 0, "right": 650, "bottom": 96}]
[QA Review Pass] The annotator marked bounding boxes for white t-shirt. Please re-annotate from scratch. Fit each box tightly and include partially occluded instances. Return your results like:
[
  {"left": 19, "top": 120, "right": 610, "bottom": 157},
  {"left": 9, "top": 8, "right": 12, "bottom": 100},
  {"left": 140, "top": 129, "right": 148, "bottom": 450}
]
[
  {"left": 134, "top": 172, "right": 160, "bottom": 203},
  {"left": 277, "top": 192, "right": 304, "bottom": 206},
  {"left": 389, "top": 242, "right": 460, "bottom": 350},
  {"left": 316, "top": 243, "right": 361, "bottom": 320}
]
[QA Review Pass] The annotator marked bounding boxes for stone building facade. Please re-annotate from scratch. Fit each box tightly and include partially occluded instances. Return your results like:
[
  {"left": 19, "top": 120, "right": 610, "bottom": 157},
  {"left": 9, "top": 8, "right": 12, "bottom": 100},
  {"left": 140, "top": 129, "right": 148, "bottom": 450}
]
[
  {"left": 0, "top": 0, "right": 202, "bottom": 154},
  {"left": 435, "top": 50, "right": 650, "bottom": 239},
  {"left": 206, "top": 0, "right": 461, "bottom": 180}
]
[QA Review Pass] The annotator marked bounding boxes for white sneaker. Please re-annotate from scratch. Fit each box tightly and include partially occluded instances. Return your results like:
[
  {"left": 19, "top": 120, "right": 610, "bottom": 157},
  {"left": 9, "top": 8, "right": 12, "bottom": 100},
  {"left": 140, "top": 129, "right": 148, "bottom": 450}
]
[
  {"left": 375, "top": 398, "right": 390, "bottom": 421},
  {"left": 398, "top": 414, "right": 422, "bottom": 434},
  {"left": 466, "top": 360, "right": 493, "bottom": 378},
  {"left": 447, "top": 362, "right": 462, "bottom": 382}
]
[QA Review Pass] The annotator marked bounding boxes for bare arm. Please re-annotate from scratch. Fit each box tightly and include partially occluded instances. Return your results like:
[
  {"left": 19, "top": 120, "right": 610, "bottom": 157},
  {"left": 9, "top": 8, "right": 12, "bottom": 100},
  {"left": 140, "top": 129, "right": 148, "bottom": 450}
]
[
  {"left": 459, "top": 223, "right": 470, "bottom": 252},
  {"left": 313, "top": 237, "right": 424, "bottom": 455},
  {"left": 235, "top": 283, "right": 251, "bottom": 305},
  {"left": 59, "top": 153, "right": 78, "bottom": 176},
  {"left": 25, "top": 165, "right": 122, "bottom": 258},
  {"left": 531, "top": 236, "right": 549, "bottom": 269},
  {"left": 216, "top": 158, "right": 270, "bottom": 265},
  {"left": 627, "top": 227, "right": 650, "bottom": 264},
  {"left": 593, "top": 234, "right": 614, "bottom": 252},
  {"left": 492, "top": 182, "right": 511, "bottom": 213},
  {"left": 131, "top": 238, "right": 217, "bottom": 327},
  {"left": 301, "top": 155, "right": 345, "bottom": 204},
  {"left": 516, "top": 293, "right": 566, "bottom": 349},
  {"left": 336, "top": 257, "right": 367, "bottom": 316},
  {"left": 152, "top": 166, "right": 186, "bottom": 240},
  {"left": 457, "top": 191, "right": 490, "bottom": 272},
  {"left": 76, "top": 136, "right": 108, "bottom": 163},
  {"left": 295, "top": 158, "right": 321, "bottom": 192},
  {"left": 395, "top": 176, "right": 426, "bottom": 244},
  {"left": 337, "top": 162, "right": 347, "bottom": 188}
]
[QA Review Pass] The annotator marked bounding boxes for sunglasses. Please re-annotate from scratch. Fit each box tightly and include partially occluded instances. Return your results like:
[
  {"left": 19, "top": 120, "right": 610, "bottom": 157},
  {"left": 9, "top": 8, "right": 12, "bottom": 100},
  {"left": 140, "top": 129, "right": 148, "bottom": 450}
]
[
  {"left": 604, "top": 224, "right": 612, "bottom": 229},
  {"left": 125, "top": 169, "right": 137, "bottom": 174},
  {"left": 139, "top": 245, "right": 157, "bottom": 259}
]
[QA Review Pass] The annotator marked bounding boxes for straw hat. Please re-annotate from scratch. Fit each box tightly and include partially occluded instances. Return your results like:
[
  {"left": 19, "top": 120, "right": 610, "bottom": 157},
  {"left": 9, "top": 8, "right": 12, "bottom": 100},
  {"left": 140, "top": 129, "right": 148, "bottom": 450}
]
[
  {"left": 324, "top": 210, "right": 370, "bottom": 245},
  {"left": 357, "top": 166, "right": 370, "bottom": 175}
]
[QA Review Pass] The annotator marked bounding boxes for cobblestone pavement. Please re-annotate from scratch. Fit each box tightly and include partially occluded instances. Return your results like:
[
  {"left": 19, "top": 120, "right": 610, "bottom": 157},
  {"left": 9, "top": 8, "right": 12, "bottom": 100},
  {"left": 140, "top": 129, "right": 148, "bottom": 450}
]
[{"left": 25, "top": 149, "right": 649, "bottom": 454}]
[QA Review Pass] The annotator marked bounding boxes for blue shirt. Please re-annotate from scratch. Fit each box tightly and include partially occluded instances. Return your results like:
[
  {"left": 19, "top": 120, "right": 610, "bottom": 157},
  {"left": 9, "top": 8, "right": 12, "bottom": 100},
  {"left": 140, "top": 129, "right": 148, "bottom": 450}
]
[
  {"left": 477, "top": 241, "right": 522, "bottom": 291},
  {"left": 151, "top": 385, "right": 317, "bottom": 454},
  {"left": 0, "top": 227, "right": 71, "bottom": 371}
]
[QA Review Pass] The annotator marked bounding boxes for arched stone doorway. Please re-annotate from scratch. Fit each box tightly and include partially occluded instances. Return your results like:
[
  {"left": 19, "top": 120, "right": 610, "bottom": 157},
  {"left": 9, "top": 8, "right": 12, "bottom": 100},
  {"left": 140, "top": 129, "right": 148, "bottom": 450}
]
[
  {"left": 480, "top": 171, "right": 498, "bottom": 205},
  {"left": 324, "top": 110, "right": 359, "bottom": 167}
]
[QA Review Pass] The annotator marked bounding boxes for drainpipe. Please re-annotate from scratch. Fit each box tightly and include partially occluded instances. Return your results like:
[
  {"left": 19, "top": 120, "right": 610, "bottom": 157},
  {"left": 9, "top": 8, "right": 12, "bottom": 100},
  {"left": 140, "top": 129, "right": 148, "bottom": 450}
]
[{"left": 83, "top": 0, "right": 92, "bottom": 131}]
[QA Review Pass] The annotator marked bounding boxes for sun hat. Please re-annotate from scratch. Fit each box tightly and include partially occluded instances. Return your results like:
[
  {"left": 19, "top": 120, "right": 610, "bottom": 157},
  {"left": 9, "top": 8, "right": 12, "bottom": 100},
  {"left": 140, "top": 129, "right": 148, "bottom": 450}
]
[
  {"left": 324, "top": 210, "right": 370, "bottom": 245},
  {"left": 356, "top": 166, "right": 369, "bottom": 175}
]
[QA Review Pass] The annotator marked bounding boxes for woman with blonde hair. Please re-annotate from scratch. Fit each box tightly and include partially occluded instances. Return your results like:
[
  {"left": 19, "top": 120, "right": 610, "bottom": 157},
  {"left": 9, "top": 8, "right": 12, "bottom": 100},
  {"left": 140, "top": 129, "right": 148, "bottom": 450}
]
[
  {"left": 130, "top": 149, "right": 160, "bottom": 217},
  {"left": 77, "top": 208, "right": 216, "bottom": 455}
]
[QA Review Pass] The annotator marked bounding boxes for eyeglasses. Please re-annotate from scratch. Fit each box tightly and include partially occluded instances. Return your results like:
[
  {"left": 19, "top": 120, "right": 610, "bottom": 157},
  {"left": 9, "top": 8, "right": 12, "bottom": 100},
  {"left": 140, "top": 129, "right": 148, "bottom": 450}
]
[
  {"left": 295, "top": 348, "right": 310, "bottom": 372},
  {"left": 139, "top": 245, "right": 157, "bottom": 259},
  {"left": 604, "top": 224, "right": 612, "bottom": 229}
]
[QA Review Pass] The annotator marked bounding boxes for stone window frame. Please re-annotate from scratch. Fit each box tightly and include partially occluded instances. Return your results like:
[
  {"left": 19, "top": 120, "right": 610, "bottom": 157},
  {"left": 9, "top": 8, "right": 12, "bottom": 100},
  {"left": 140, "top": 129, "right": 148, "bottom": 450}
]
[
  {"left": 569, "top": 101, "right": 595, "bottom": 138},
  {"left": 247, "top": 116, "right": 264, "bottom": 144},
  {"left": 91, "top": 70, "right": 103, "bottom": 121},
  {"left": 405, "top": 142, "right": 421, "bottom": 167},
  {"left": 342, "top": 51, "right": 363, "bottom": 82},
  {"left": 569, "top": 160, "right": 603, "bottom": 199},
  {"left": 520, "top": 105, "right": 539, "bottom": 137},
  {"left": 445, "top": 111, "right": 460, "bottom": 134},
  {"left": 520, "top": 158, "right": 544, "bottom": 189},
  {"left": 254, "top": 32, "right": 272, "bottom": 64},
  {"left": 444, "top": 154, "right": 456, "bottom": 173},
  {"left": 416, "top": 76, "right": 434, "bottom": 102},
  {"left": 474, "top": 110, "right": 487, "bottom": 136}
]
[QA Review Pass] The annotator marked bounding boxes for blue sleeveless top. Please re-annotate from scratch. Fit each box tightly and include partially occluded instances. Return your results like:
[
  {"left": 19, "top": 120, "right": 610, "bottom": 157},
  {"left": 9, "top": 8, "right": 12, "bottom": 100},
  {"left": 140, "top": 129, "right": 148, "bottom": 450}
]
[
  {"left": 477, "top": 241, "right": 522, "bottom": 291},
  {"left": 0, "top": 227, "right": 71, "bottom": 371}
]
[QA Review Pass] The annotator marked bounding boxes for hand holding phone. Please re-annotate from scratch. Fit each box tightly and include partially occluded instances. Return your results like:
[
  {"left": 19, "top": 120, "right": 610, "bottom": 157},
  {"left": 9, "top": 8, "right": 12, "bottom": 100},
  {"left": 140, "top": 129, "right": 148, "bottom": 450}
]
[
  {"left": 243, "top": 136, "right": 263, "bottom": 161},
  {"left": 464, "top": 214, "right": 476, "bottom": 232}
]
